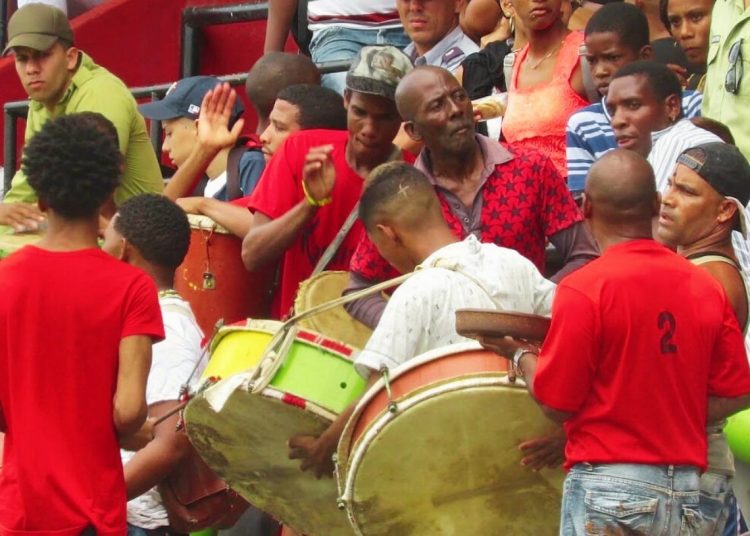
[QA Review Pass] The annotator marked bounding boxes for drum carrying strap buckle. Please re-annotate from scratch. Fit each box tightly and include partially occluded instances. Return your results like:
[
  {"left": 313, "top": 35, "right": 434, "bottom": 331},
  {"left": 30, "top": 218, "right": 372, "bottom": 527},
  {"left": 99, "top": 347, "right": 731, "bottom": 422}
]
[{"left": 379, "top": 366, "right": 398, "bottom": 414}]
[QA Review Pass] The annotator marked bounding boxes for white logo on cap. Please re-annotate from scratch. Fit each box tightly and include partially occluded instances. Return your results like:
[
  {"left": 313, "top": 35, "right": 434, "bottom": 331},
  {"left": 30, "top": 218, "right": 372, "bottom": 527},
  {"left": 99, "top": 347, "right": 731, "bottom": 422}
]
[{"left": 188, "top": 104, "right": 201, "bottom": 115}]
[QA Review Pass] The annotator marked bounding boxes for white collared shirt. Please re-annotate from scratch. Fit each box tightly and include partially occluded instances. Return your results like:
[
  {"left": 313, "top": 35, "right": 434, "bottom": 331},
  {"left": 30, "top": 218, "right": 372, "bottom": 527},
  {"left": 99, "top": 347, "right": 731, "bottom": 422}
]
[
  {"left": 354, "top": 235, "right": 555, "bottom": 377},
  {"left": 404, "top": 25, "right": 479, "bottom": 73}
]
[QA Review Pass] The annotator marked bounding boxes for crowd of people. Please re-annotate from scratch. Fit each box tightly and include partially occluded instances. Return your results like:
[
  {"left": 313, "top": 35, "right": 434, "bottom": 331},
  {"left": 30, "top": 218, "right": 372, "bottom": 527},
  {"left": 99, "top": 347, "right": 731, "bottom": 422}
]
[{"left": 2, "top": 0, "right": 750, "bottom": 534}]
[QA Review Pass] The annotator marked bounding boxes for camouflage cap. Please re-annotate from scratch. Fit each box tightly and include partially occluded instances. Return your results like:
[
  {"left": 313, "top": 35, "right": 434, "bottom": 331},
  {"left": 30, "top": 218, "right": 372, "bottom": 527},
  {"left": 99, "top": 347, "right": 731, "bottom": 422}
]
[{"left": 346, "top": 45, "right": 413, "bottom": 101}]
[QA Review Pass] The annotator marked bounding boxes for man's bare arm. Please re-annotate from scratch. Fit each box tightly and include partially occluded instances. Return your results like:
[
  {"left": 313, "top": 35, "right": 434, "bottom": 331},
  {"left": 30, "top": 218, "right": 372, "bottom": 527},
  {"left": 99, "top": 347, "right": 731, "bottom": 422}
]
[
  {"left": 123, "top": 399, "right": 192, "bottom": 500},
  {"left": 114, "top": 335, "right": 153, "bottom": 438},
  {"left": 242, "top": 145, "right": 335, "bottom": 270},
  {"left": 708, "top": 394, "right": 750, "bottom": 423},
  {"left": 265, "top": 0, "right": 299, "bottom": 53},
  {"left": 242, "top": 206, "right": 317, "bottom": 270},
  {"left": 177, "top": 197, "right": 254, "bottom": 239}
]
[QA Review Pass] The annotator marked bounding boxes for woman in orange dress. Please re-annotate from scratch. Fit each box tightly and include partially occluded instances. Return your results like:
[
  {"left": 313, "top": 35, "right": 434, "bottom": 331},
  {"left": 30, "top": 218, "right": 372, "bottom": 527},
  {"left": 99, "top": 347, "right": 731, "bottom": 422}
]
[{"left": 502, "top": 0, "right": 591, "bottom": 179}]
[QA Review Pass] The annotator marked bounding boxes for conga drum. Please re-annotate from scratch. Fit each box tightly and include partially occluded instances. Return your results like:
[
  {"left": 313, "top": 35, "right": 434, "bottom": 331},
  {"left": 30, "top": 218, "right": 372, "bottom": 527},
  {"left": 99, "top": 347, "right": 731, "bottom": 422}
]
[
  {"left": 294, "top": 271, "right": 373, "bottom": 349},
  {"left": 336, "top": 342, "right": 565, "bottom": 535},
  {"left": 184, "top": 322, "right": 367, "bottom": 536},
  {"left": 175, "top": 215, "right": 274, "bottom": 336}
]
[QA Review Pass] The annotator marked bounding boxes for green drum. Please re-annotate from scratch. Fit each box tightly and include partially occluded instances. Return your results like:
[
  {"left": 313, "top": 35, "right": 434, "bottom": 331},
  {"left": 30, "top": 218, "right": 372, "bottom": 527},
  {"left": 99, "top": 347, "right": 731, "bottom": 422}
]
[{"left": 185, "top": 324, "right": 366, "bottom": 536}]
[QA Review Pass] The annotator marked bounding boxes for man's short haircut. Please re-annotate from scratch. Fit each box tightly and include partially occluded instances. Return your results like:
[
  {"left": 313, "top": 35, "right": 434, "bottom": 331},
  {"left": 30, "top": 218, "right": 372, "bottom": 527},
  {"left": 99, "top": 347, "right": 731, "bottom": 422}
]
[
  {"left": 276, "top": 84, "right": 347, "bottom": 131},
  {"left": 585, "top": 3, "right": 650, "bottom": 52},
  {"left": 359, "top": 162, "right": 441, "bottom": 232},
  {"left": 22, "top": 112, "right": 121, "bottom": 219},
  {"left": 245, "top": 52, "right": 320, "bottom": 122},
  {"left": 114, "top": 193, "right": 191, "bottom": 271},
  {"left": 612, "top": 60, "right": 683, "bottom": 103}
]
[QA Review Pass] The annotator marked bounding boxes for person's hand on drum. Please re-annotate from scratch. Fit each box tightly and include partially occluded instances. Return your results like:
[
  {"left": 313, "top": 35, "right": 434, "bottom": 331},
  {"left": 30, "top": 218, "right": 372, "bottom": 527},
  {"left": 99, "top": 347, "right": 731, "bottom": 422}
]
[
  {"left": 519, "top": 427, "right": 566, "bottom": 471},
  {"left": 288, "top": 431, "right": 337, "bottom": 479},
  {"left": 477, "top": 334, "right": 524, "bottom": 360},
  {"left": 176, "top": 196, "right": 205, "bottom": 215},
  {"left": 0, "top": 202, "right": 45, "bottom": 233},
  {"left": 197, "top": 82, "right": 245, "bottom": 152},
  {"left": 302, "top": 145, "right": 336, "bottom": 206}
]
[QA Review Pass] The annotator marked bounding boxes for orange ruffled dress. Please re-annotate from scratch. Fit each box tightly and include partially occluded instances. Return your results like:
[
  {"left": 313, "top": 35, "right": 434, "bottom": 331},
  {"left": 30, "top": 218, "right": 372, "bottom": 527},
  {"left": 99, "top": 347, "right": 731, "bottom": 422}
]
[{"left": 502, "top": 31, "right": 589, "bottom": 179}]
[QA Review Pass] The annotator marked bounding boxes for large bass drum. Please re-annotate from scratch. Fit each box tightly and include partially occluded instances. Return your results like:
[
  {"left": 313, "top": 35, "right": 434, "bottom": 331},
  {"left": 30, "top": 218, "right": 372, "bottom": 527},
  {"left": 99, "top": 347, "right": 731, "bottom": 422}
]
[{"left": 336, "top": 342, "right": 565, "bottom": 535}]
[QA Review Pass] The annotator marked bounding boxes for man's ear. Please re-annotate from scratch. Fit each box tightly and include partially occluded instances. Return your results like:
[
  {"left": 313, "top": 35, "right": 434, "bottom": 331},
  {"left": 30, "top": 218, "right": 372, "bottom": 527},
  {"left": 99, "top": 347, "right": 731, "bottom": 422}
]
[
  {"left": 716, "top": 198, "right": 740, "bottom": 226},
  {"left": 581, "top": 192, "right": 593, "bottom": 219},
  {"left": 665, "top": 94, "right": 681, "bottom": 123},
  {"left": 376, "top": 223, "right": 400, "bottom": 243},
  {"left": 639, "top": 44, "right": 653, "bottom": 60},
  {"left": 65, "top": 45, "right": 79, "bottom": 71},
  {"left": 119, "top": 238, "right": 134, "bottom": 262},
  {"left": 404, "top": 121, "right": 423, "bottom": 142},
  {"left": 37, "top": 199, "right": 48, "bottom": 213}
]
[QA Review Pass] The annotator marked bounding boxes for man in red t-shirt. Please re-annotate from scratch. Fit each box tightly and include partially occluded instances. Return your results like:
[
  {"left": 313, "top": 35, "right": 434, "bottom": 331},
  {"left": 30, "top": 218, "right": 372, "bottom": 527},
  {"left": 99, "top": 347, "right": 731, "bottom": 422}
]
[
  {"left": 241, "top": 45, "right": 414, "bottom": 318},
  {"left": 345, "top": 66, "right": 598, "bottom": 327},
  {"left": 481, "top": 150, "right": 750, "bottom": 535},
  {"left": 0, "top": 113, "right": 164, "bottom": 536}
]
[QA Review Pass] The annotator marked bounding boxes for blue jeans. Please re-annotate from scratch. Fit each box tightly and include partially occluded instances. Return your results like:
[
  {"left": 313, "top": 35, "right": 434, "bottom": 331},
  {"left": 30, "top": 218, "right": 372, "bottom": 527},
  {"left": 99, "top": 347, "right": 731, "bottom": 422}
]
[
  {"left": 561, "top": 463, "right": 703, "bottom": 535},
  {"left": 700, "top": 471, "right": 735, "bottom": 535},
  {"left": 309, "top": 26, "right": 410, "bottom": 94}
]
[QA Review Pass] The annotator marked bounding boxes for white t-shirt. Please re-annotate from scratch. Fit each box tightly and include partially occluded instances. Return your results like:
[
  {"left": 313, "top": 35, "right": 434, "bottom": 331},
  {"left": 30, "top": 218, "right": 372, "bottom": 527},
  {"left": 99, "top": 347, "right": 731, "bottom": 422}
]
[
  {"left": 120, "top": 295, "right": 205, "bottom": 529},
  {"left": 354, "top": 235, "right": 556, "bottom": 377}
]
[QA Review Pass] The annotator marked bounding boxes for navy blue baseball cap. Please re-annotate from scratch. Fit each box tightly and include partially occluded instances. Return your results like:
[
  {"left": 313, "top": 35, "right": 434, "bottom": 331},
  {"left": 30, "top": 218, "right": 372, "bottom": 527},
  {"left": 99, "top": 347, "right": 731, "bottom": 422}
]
[{"left": 138, "top": 75, "right": 244, "bottom": 122}]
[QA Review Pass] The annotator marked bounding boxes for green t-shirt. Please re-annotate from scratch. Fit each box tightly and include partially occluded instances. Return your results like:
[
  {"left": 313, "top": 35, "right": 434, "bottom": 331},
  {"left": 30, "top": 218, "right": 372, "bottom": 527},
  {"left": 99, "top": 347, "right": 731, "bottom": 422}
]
[
  {"left": 703, "top": 0, "right": 750, "bottom": 160},
  {"left": 4, "top": 52, "right": 163, "bottom": 206}
]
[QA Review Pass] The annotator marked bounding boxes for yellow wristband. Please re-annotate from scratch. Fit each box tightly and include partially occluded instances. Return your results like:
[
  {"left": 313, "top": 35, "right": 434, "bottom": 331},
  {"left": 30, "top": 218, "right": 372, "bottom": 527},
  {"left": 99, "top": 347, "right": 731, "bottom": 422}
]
[{"left": 302, "top": 180, "right": 332, "bottom": 207}]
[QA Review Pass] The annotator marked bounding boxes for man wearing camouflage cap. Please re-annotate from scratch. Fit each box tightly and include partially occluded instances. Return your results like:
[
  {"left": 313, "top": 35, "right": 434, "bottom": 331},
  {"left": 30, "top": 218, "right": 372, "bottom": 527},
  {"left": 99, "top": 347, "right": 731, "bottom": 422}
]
[
  {"left": 0, "top": 3, "right": 162, "bottom": 232},
  {"left": 241, "top": 45, "right": 413, "bottom": 319}
]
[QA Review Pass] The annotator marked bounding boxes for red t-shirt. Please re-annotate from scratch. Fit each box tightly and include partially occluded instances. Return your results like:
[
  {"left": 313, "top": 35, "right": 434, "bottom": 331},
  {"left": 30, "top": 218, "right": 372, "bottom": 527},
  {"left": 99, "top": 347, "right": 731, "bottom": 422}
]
[
  {"left": 350, "top": 143, "right": 583, "bottom": 282},
  {"left": 0, "top": 247, "right": 164, "bottom": 535},
  {"left": 533, "top": 240, "right": 750, "bottom": 471},
  {"left": 247, "top": 129, "right": 411, "bottom": 318}
]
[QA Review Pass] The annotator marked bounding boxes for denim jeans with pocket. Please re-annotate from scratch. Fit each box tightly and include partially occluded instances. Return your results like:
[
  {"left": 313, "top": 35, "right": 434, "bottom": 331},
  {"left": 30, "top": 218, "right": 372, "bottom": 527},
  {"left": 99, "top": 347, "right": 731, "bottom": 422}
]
[
  {"left": 561, "top": 463, "right": 703, "bottom": 535},
  {"left": 309, "top": 25, "right": 410, "bottom": 94}
]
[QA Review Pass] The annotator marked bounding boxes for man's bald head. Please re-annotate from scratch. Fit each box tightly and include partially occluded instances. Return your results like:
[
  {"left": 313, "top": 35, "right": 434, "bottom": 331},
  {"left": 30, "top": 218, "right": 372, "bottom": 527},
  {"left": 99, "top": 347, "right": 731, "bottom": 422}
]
[
  {"left": 584, "top": 150, "right": 659, "bottom": 227},
  {"left": 395, "top": 65, "right": 456, "bottom": 122},
  {"left": 245, "top": 52, "right": 320, "bottom": 125}
]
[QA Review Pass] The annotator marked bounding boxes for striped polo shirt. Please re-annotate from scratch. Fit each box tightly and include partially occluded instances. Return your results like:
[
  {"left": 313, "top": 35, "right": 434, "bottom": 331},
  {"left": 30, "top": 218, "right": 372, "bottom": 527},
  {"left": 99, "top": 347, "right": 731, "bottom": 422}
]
[{"left": 566, "top": 91, "right": 703, "bottom": 192}]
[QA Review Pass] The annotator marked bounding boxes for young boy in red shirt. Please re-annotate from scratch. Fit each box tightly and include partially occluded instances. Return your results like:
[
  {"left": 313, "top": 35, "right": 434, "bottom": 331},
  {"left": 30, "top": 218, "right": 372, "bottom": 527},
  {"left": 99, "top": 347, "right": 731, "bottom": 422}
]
[{"left": 0, "top": 112, "right": 164, "bottom": 536}]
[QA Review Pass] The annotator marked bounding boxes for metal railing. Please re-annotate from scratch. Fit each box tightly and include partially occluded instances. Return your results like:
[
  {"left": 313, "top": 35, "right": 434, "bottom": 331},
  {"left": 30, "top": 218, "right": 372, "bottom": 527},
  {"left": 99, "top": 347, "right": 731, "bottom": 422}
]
[{"left": 2, "top": 0, "right": 351, "bottom": 193}]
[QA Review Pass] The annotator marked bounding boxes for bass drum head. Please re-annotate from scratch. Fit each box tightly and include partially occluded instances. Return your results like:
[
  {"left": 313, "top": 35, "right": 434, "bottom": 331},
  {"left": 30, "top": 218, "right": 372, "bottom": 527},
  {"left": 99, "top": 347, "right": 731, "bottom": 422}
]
[
  {"left": 344, "top": 379, "right": 564, "bottom": 535},
  {"left": 185, "top": 384, "right": 353, "bottom": 536},
  {"left": 294, "top": 271, "right": 373, "bottom": 350}
]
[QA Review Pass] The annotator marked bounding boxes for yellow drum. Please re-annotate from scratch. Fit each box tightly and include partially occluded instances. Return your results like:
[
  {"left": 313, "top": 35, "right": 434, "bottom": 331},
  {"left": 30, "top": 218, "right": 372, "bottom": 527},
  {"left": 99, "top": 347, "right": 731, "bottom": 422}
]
[
  {"left": 336, "top": 342, "right": 564, "bottom": 535},
  {"left": 199, "top": 319, "right": 280, "bottom": 386},
  {"left": 294, "top": 271, "right": 373, "bottom": 349},
  {"left": 185, "top": 324, "right": 366, "bottom": 536}
]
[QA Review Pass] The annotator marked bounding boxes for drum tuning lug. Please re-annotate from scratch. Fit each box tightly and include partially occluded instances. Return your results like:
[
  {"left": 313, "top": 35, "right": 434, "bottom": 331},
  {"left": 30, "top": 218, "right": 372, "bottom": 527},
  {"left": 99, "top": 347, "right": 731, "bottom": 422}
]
[
  {"left": 331, "top": 452, "right": 338, "bottom": 463},
  {"left": 202, "top": 271, "right": 216, "bottom": 290},
  {"left": 379, "top": 366, "right": 398, "bottom": 413},
  {"left": 336, "top": 499, "right": 346, "bottom": 511}
]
